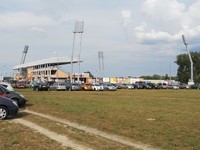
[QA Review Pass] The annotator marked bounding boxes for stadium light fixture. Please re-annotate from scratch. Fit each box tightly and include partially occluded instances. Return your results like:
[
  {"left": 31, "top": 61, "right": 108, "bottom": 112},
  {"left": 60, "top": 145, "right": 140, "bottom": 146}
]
[
  {"left": 182, "top": 35, "right": 194, "bottom": 84},
  {"left": 70, "top": 21, "right": 84, "bottom": 83}
]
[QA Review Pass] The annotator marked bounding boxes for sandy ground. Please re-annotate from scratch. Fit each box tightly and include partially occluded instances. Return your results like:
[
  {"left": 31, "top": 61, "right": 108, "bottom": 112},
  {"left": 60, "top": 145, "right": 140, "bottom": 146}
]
[{"left": 12, "top": 109, "right": 158, "bottom": 150}]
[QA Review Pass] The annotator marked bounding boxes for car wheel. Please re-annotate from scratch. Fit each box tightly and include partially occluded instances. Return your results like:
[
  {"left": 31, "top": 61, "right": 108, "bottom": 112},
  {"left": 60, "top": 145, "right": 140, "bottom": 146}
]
[{"left": 0, "top": 106, "right": 8, "bottom": 120}]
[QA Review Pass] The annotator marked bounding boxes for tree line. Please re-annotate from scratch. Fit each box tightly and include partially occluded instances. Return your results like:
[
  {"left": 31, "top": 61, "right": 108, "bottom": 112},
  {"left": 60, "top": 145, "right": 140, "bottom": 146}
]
[{"left": 142, "top": 52, "right": 200, "bottom": 83}]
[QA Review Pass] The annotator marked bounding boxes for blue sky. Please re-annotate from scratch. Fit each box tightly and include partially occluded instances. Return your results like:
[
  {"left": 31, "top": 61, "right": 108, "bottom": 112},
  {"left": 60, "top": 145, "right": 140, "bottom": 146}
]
[{"left": 0, "top": 0, "right": 199, "bottom": 78}]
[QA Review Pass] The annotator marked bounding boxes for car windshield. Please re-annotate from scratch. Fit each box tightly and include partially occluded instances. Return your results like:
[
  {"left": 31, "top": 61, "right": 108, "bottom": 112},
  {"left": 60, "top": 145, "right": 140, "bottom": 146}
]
[
  {"left": 94, "top": 83, "right": 100, "bottom": 86},
  {"left": 73, "top": 83, "right": 79, "bottom": 85},
  {"left": 59, "top": 83, "right": 66, "bottom": 85},
  {"left": 0, "top": 85, "right": 10, "bottom": 93}
]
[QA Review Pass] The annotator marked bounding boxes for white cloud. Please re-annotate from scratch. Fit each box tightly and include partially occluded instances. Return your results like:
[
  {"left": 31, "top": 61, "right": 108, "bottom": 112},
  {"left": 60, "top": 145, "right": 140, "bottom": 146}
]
[
  {"left": 121, "top": 10, "right": 132, "bottom": 27},
  {"left": 181, "top": 1, "right": 200, "bottom": 32},
  {"left": 142, "top": 0, "right": 185, "bottom": 21},
  {"left": 31, "top": 26, "right": 45, "bottom": 33},
  {"left": 0, "top": 12, "right": 56, "bottom": 28},
  {"left": 135, "top": 29, "right": 172, "bottom": 42},
  {"left": 134, "top": 22, "right": 147, "bottom": 32}
]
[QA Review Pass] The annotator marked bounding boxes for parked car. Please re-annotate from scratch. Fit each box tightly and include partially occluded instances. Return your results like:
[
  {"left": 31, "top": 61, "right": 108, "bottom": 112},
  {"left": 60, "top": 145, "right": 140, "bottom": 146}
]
[
  {"left": 92, "top": 83, "right": 104, "bottom": 91},
  {"left": 32, "top": 82, "right": 49, "bottom": 91},
  {"left": 101, "top": 83, "right": 117, "bottom": 91},
  {"left": 65, "top": 82, "right": 80, "bottom": 91},
  {"left": 0, "top": 96, "right": 19, "bottom": 119},
  {"left": 158, "top": 83, "right": 168, "bottom": 89},
  {"left": 135, "top": 82, "right": 152, "bottom": 89},
  {"left": 15, "top": 81, "right": 26, "bottom": 88},
  {"left": 167, "top": 84, "right": 180, "bottom": 90},
  {"left": 126, "top": 84, "right": 135, "bottom": 89},
  {"left": 49, "top": 82, "right": 66, "bottom": 91},
  {"left": 0, "top": 82, "right": 14, "bottom": 91},
  {"left": 178, "top": 83, "right": 189, "bottom": 89},
  {"left": 118, "top": 84, "right": 129, "bottom": 89},
  {"left": 147, "top": 83, "right": 160, "bottom": 89},
  {"left": 0, "top": 85, "right": 26, "bottom": 108},
  {"left": 80, "top": 83, "right": 93, "bottom": 91},
  {"left": 110, "top": 83, "right": 121, "bottom": 89},
  {"left": 190, "top": 83, "right": 200, "bottom": 89},
  {"left": 129, "top": 84, "right": 137, "bottom": 89}
]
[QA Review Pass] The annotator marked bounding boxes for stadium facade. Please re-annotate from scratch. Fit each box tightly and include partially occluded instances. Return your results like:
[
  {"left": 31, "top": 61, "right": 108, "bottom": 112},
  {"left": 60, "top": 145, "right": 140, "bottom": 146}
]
[{"left": 13, "top": 57, "right": 87, "bottom": 82}]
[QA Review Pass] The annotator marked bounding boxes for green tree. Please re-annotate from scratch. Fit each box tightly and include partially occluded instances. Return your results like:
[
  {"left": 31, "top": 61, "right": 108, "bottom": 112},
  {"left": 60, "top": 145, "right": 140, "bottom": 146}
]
[{"left": 175, "top": 52, "right": 200, "bottom": 83}]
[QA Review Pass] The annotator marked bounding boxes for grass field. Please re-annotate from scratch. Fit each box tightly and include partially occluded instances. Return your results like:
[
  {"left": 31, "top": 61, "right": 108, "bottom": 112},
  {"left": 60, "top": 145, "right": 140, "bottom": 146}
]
[{"left": 1, "top": 89, "right": 200, "bottom": 149}]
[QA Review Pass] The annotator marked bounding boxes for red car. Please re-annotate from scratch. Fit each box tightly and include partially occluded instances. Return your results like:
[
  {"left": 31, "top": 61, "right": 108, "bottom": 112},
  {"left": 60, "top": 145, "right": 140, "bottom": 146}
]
[{"left": 15, "top": 81, "right": 26, "bottom": 88}]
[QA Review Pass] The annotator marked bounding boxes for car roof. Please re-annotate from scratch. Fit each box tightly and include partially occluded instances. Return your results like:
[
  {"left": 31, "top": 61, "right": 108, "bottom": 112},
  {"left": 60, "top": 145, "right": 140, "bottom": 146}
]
[{"left": 0, "top": 82, "right": 14, "bottom": 91}]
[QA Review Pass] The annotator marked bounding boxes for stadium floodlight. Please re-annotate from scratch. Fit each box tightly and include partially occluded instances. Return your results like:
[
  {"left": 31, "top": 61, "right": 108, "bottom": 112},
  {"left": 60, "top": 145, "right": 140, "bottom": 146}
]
[
  {"left": 23, "top": 45, "right": 29, "bottom": 53},
  {"left": 70, "top": 21, "right": 84, "bottom": 83},
  {"left": 20, "top": 45, "right": 29, "bottom": 64},
  {"left": 77, "top": 21, "right": 84, "bottom": 83},
  {"left": 182, "top": 35, "right": 194, "bottom": 84},
  {"left": 98, "top": 51, "right": 104, "bottom": 78}
]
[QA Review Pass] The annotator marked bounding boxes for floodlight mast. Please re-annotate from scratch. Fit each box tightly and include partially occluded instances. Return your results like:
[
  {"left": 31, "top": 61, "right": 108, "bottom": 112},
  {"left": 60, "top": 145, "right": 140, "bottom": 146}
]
[
  {"left": 70, "top": 21, "right": 84, "bottom": 83},
  {"left": 98, "top": 51, "right": 104, "bottom": 78},
  {"left": 20, "top": 45, "right": 29, "bottom": 77},
  {"left": 77, "top": 21, "right": 84, "bottom": 83},
  {"left": 20, "top": 45, "right": 29, "bottom": 64},
  {"left": 182, "top": 35, "right": 194, "bottom": 84}
]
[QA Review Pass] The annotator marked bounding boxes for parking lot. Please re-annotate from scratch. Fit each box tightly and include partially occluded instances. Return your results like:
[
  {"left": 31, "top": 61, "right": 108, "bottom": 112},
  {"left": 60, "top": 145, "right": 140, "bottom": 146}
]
[{"left": 1, "top": 88, "right": 200, "bottom": 150}]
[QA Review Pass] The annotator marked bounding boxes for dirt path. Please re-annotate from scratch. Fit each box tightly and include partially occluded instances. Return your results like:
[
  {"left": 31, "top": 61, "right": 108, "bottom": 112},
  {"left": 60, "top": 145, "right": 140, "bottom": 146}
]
[
  {"left": 12, "top": 118, "right": 93, "bottom": 150},
  {"left": 20, "top": 109, "right": 157, "bottom": 150}
]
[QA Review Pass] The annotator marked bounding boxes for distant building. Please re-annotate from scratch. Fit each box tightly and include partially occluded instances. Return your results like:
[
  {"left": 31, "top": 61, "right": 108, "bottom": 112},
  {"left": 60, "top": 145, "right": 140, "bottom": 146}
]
[{"left": 13, "top": 57, "right": 79, "bottom": 82}]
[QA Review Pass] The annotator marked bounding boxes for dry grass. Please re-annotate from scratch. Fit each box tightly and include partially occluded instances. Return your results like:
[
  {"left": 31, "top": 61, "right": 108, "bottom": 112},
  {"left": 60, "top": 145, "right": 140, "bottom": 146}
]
[
  {"left": 0, "top": 120, "right": 70, "bottom": 150},
  {"left": 23, "top": 113, "right": 136, "bottom": 150},
  {"left": 2, "top": 89, "right": 200, "bottom": 149}
]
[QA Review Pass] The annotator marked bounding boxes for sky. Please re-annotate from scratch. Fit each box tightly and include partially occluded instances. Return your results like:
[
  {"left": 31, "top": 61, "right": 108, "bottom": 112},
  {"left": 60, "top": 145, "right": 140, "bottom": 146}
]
[{"left": 0, "top": 0, "right": 200, "bottom": 78}]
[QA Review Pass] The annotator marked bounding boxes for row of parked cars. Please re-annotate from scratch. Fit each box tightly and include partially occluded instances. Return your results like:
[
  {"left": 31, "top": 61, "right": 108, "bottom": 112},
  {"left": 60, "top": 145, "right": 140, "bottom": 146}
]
[
  {"left": 0, "top": 82, "right": 26, "bottom": 120},
  {"left": 111, "top": 82, "right": 189, "bottom": 90},
  {"left": 30, "top": 81, "right": 200, "bottom": 91},
  {"left": 31, "top": 82, "right": 116, "bottom": 91}
]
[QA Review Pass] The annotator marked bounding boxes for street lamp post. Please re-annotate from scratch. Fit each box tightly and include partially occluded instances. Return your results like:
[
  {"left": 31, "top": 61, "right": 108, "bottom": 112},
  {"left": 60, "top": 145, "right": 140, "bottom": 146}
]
[{"left": 182, "top": 34, "right": 194, "bottom": 85}]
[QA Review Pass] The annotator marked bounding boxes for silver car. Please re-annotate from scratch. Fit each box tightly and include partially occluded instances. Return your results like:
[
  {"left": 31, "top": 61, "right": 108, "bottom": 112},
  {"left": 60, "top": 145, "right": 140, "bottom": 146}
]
[
  {"left": 65, "top": 83, "right": 80, "bottom": 91},
  {"left": 49, "top": 82, "right": 66, "bottom": 91},
  {"left": 102, "top": 83, "right": 117, "bottom": 91}
]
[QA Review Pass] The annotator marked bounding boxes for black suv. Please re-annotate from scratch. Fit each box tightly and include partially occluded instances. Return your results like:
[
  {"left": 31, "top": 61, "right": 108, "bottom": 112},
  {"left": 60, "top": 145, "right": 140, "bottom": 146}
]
[{"left": 32, "top": 82, "right": 49, "bottom": 91}]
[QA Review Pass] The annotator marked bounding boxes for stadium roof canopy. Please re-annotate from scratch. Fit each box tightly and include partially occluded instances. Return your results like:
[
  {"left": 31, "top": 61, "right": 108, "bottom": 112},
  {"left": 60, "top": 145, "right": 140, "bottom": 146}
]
[{"left": 13, "top": 57, "right": 80, "bottom": 69}]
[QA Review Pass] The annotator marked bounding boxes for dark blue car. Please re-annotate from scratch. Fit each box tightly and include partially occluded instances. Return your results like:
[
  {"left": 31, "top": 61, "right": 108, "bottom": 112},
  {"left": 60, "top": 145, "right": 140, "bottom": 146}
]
[
  {"left": 0, "top": 85, "right": 26, "bottom": 108},
  {"left": 0, "top": 96, "right": 19, "bottom": 119}
]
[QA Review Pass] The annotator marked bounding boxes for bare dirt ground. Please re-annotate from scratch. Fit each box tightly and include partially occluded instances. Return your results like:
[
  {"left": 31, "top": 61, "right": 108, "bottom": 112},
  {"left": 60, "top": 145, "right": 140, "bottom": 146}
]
[{"left": 12, "top": 109, "right": 158, "bottom": 150}]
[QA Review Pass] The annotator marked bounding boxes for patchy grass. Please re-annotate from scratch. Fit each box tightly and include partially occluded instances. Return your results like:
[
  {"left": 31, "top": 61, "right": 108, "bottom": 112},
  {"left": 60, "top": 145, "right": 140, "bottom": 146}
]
[
  {"left": 23, "top": 113, "right": 136, "bottom": 150},
  {"left": 5, "top": 89, "right": 200, "bottom": 149},
  {"left": 0, "top": 120, "right": 70, "bottom": 150}
]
